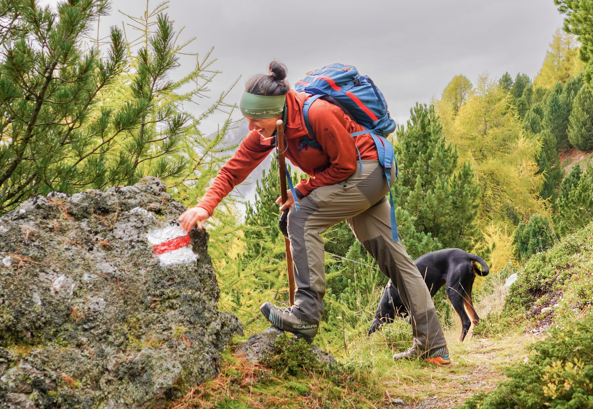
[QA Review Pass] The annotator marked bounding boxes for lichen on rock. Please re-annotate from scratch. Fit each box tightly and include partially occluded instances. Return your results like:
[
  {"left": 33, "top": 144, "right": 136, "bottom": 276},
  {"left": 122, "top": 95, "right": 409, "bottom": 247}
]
[{"left": 0, "top": 177, "right": 242, "bottom": 408}]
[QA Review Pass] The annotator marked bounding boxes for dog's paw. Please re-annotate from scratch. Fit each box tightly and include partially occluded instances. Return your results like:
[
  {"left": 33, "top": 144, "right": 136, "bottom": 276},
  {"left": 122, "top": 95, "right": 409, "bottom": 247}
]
[{"left": 368, "top": 319, "right": 382, "bottom": 336}]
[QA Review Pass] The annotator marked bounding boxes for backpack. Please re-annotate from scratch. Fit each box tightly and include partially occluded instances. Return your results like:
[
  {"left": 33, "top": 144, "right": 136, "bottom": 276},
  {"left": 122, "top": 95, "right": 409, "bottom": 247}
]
[{"left": 293, "top": 63, "right": 399, "bottom": 242}]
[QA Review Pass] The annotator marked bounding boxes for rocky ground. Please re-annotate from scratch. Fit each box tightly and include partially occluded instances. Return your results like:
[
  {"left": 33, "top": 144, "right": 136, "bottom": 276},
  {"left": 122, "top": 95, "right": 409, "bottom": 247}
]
[{"left": 0, "top": 178, "right": 242, "bottom": 408}]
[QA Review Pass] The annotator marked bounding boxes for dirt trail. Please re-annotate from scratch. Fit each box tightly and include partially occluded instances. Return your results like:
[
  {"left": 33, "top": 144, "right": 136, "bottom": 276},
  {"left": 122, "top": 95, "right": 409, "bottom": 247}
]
[{"left": 384, "top": 331, "right": 544, "bottom": 409}]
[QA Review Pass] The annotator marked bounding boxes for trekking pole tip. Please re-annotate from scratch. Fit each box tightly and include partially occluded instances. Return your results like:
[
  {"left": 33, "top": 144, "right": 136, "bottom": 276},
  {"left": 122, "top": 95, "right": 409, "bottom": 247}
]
[{"left": 276, "top": 119, "right": 283, "bottom": 127}]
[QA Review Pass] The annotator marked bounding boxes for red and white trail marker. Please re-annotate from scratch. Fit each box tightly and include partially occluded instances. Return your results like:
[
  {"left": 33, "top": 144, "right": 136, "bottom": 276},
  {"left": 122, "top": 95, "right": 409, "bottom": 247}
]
[{"left": 147, "top": 226, "right": 198, "bottom": 267}]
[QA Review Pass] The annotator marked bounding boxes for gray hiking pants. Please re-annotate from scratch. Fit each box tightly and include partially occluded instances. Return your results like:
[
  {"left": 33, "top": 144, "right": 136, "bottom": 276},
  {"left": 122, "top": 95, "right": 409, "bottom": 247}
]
[{"left": 288, "top": 160, "right": 447, "bottom": 351}]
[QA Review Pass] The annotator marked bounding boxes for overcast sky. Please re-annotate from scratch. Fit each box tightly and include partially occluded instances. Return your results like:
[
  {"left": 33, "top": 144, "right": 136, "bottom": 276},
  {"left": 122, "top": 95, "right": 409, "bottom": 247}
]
[
  {"left": 40, "top": 0, "right": 567, "bottom": 204},
  {"left": 84, "top": 0, "right": 566, "bottom": 134}
]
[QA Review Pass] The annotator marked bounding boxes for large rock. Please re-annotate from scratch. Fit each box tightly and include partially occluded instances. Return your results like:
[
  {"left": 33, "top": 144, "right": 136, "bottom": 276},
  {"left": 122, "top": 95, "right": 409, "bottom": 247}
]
[
  {"left": 0, "top": 178, "right": 242, "bottom": 408},
  {"left": 235, "top": 326, "right": 336, "bottom": 366}
]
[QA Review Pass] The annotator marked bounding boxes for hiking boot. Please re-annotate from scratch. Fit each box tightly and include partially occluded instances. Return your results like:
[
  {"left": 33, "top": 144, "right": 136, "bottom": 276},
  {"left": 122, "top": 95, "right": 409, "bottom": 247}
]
[
  {"left": 260, "top": 302, "right": 319, "bottom": 342},
  {"left": 393, "top": 345, "right": 451, "bottom": 365}
]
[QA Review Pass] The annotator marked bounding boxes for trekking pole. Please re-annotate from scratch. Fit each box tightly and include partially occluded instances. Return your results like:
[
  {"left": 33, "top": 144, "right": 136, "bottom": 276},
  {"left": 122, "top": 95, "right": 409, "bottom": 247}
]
[{"left": 276, "top": 119, "right": 296, "bottom": 306}]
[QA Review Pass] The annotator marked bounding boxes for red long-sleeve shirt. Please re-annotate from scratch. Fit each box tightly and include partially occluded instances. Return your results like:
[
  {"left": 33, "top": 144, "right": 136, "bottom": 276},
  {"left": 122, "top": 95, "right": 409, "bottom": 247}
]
[{"left": 198, "top": 89, "right": 379, "bottom": 216}]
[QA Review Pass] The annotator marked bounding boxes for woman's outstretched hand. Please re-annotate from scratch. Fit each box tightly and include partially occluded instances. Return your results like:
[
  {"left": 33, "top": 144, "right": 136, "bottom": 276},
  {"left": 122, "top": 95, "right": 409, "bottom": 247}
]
[
  {"left": 275, "top": 190, "right": 298, "bottom": 211},
  {"left": 179, "top": 207, "right": 210, "bottom": 232}
]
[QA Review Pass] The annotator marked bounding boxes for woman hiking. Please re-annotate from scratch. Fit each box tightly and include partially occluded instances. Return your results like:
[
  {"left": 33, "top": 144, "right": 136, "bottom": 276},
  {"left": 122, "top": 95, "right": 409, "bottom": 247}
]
[{"left": 178, "top": 61, "right": 450, "bottom": 365}]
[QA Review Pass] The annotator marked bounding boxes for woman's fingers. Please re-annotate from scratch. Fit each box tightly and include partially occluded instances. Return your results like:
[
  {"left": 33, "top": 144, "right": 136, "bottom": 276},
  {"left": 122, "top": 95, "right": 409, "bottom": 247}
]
[
  {"left": 178, "top": 211, "right": 195, "bottom": 232},
  {"left": 178, "top": 207, "right": 210, "bottom": 232},
  {"left": 277, "top": 190, "right": 298, "bottom": 211},
  {"left": 279, "top": 193, "right": 294, "bottom": 211}
]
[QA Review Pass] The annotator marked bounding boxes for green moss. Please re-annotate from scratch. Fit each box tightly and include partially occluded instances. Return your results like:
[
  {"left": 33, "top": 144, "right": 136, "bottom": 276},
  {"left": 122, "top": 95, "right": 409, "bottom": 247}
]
[
  {"left": 214, "top": 398, "right": 252, "bottom": 409},
  {"left": 286, "top": 381, "right": 310, "bottom": 396}
]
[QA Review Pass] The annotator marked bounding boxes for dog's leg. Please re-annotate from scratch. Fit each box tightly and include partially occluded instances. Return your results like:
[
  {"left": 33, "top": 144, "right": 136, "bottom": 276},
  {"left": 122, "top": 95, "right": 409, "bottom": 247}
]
[
  {"left": 446, "top": 284, "right": 472, "bottom": 342},
  {"left": 463, "top": 283, "right": 479, "bottom": 327},
  {"left": 369, "top": 280, "right": 400, "bottom": 335},
  {"left": 464, "top": 301, "right": 479, "bottom": 327}
]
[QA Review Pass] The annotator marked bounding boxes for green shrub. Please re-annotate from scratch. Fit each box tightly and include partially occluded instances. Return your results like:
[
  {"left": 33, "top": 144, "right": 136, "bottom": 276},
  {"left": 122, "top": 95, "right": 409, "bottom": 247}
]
[
  {"left": 567, "top": 84, "right": 593, "bottom": 152},
  {"left": 458, "top": 312, "right": 593, "bottom": 409},
  {"left": 555, "top": 164, "right": 593, "bottom": 237},
  {"left": 504, "top": 223, "right": 593, "bottom": 317},
  {"left": 262, "top": 334, "right": 323, "bottom": 377},
  {"left": 513, "top": 214, "right": 557, "bottom": 261},
  {"left": 380, "top": 319, "right": 414, "bottom": 352}
]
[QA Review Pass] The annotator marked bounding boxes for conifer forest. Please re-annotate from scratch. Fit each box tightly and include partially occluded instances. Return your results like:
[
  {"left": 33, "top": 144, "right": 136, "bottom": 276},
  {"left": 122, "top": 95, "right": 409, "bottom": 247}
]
[{"left": 1, "top": 0, "right": 593, "bottom": 408}]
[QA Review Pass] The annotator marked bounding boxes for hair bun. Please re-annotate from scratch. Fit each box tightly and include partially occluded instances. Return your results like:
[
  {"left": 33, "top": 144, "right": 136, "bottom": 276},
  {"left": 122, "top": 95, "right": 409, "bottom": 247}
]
[{"left": 269, "top": 61, "right": 287, "bottom": 81}]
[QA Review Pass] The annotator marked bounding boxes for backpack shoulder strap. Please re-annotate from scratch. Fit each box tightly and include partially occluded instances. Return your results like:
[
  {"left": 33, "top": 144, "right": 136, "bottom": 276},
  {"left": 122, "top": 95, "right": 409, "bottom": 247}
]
[
  {"left": 353, "top": 130, "right": 400, "bottom": 242},
  {"left": 301, "top": 95, "right": 323, "bottom": 150}
]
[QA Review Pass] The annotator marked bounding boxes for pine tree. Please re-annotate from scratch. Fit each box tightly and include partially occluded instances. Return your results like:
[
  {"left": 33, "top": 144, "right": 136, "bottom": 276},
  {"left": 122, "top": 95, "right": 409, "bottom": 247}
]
[
  {"left": 552, "top": 80, "right": 565, "bottom": 96},
  {"left": 558, "top": 164, "right": 582, "bottom": 206},
  {"left": 536, "top": 130, "right": 563, "bottom": 204},
  {"left": 532, "top": 103, "right": 545, "bottom": 120},
  {"left": 532, "top": 87, "right": 551, "bottom": 106},
  {"left": 511, "top": 73, "right": 532, "bottom": 99},
  {"left": 513, "top": 214, "right": 557, "bottom": 261},
  {"left": 560, "top": 74, "right": 583, "bottom": 127},
  {"left": 567, "top": 84, "right": 593, "bottom": 151},
  {"left": 523, "top": 109, "right": 542, "bottom": 134},
  {"left": 562, "top": 74, "right": 583, "bottom": 110},
  {"left": 499, "top": 72, "right": 514, "bottom": 91},
  {"left": 243, "top": 157, "right": 304, "bottom": 258},
  {"left": 392, "top": 104, "right": 481, "bottom": 258},
  {"left": 556, "top": 1, "right": 593, "bottom": 90},
  {"left": 0, "top": 0, "right": 125, "bottom": 212},
  {"left": 515, "top": 97, "right": 529, "bottom": 119},
  {"left": 544, "top": 91, "right": 571, "bottom": 149},
  {"left": 244, "top": 157, "right": 283, "bottom": 257},
  {"left": 323, "top": 222, "right": 356, "bottom": 258},
  {"left": 522, "top": 85, "right": 534, "bottom": 106},
  {"left": 0, "top": 0, "right": 234, "bottom": 214},
  {"left": 555, "top": 164, "right": 593, "bottom": 235},
  {"left": 523, "top": 101, "right": 564, "bottom": 205}
]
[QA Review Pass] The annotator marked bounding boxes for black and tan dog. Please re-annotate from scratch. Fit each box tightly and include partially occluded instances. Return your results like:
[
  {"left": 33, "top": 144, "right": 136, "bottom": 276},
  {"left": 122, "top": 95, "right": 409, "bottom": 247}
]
[{"left": 368, "top": 248, "right": 489, "bottom": 341}]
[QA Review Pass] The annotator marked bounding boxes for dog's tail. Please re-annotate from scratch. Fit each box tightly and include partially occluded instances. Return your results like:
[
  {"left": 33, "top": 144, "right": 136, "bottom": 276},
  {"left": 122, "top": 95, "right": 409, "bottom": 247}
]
[{"left": 468, "top": 254, "right": 490, "bottom": 276}]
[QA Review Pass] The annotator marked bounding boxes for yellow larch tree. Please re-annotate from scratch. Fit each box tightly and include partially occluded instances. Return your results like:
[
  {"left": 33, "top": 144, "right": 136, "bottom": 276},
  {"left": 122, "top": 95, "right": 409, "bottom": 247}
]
[
  {"left": 438, "top": 75, "right": 546, "bottom": 232},
  {"left": 441, "top": 75, "right": 473, "bottom": 115},
  {"left": 534, "top": 28, "right": 584, "bottom": 89}
]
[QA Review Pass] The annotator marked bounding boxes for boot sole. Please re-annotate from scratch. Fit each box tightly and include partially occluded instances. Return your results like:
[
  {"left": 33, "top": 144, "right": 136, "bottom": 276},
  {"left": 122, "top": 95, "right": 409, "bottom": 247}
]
[{"left": 424, "top": 357, "right": 451, "bottom": 365}]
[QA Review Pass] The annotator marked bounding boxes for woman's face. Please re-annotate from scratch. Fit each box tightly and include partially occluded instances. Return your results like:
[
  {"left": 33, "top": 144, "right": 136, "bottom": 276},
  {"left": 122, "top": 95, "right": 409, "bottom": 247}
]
[{"left": 245, "top": 115, "right": 281, "bottom": 138}]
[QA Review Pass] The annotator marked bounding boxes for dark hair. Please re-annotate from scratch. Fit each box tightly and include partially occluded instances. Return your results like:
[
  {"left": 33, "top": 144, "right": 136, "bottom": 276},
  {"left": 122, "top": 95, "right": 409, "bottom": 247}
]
[{"left": 245, "top": 61, "right": 289, "bottom": 96}]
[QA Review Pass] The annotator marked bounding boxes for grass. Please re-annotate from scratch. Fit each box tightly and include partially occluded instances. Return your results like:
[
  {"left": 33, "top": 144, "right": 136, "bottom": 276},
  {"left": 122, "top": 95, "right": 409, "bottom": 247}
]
[
  {"left": 168, "top": 278, "right": 541, "bottom": 409},
  {"left": 170, "top": 223, "right": 593, "bottom": 408}
]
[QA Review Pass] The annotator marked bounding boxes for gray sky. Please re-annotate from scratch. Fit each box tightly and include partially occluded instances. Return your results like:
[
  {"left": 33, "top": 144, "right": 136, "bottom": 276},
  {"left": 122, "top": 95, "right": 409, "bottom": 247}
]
[
  {"left": 92, "top": 0, "right": 565, "bottom": 133},
  {"left": 41, "top": 0, "right": 567, "bottom": 204}
]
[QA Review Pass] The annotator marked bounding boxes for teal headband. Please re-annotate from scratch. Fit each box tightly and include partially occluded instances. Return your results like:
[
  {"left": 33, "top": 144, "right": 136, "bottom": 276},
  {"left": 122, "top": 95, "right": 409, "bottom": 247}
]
[{"left": 240, "top": 92, "right": 286, "bottom": 118}]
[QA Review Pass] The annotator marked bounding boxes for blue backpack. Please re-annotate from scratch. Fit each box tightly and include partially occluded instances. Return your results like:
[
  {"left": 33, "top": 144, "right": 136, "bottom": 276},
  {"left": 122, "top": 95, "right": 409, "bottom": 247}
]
[{"left": 293, "top": 63, "right": 399, "bottom": 242}]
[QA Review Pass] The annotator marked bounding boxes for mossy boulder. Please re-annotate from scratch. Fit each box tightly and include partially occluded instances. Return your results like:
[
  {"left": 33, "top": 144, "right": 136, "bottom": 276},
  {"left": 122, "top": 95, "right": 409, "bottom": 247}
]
[{"left": 0, "top": 178, "right": 242, "bottom": 408}]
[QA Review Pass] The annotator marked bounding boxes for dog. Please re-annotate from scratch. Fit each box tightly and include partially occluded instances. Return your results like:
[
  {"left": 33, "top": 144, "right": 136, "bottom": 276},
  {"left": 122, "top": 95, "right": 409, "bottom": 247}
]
[{"left": 368, "top": 248, "right": 489, "bottom": 341}]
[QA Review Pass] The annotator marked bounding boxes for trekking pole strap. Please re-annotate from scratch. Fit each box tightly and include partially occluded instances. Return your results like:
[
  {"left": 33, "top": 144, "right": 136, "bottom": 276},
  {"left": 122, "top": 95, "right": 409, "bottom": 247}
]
[{"left": 286, "top": 166, "right": 300, "bottom": 211}]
